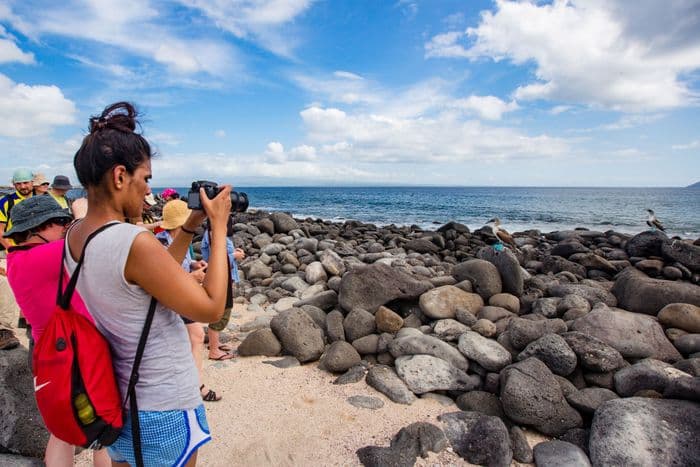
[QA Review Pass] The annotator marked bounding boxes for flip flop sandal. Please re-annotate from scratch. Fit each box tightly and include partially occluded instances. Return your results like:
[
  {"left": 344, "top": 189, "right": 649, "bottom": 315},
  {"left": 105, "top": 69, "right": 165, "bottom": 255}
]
[
  {"left": 218, "top": 344, "right": 233, "bottom": 352},
  {"left": 200, "top": 385, "right": 222, "bottom": 402},
  {"left": 208, "top": 352, "right": 234, "bottom": 361}
]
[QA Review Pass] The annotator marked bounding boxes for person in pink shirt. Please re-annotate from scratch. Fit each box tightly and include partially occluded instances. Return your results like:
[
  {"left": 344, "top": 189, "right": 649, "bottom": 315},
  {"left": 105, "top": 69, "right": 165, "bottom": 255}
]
[{"left": 5, "top": 195, "right": 109, "bottom": 467}]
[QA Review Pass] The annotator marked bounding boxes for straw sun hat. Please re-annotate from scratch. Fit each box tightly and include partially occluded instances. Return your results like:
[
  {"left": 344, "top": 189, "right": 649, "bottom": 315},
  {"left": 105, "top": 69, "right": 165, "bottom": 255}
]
[{"left": 161, "top": 199, "right": 191, "bottom": 230}]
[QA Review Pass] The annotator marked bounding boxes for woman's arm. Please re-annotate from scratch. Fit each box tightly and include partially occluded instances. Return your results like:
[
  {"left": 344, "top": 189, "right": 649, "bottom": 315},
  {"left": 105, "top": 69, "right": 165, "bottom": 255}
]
[{"left": 124, "top": 187, "right": 232, "bottom": 323}]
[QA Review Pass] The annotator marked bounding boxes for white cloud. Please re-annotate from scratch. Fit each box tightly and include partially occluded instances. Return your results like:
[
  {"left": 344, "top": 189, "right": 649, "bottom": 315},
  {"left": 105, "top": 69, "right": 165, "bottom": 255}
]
[
  {"left": 451, "top": 95, "right": 519, "bottom": 120},
  {"left": 426, "top": 0, "right": 700, "bottom": 111},
  {"left": 0, "top": 25, "right": 34, "bottom": 64},
  {"left": 292, "top": 71, "right": 382, "bottom": 105},
  {"left": 3, "top": 1, "right": 239, "bottom": 77},
  {"left": 672, "top": 140, "right": 700, "bottom": 150},
  {"left": 549, "top": 105, "right": 572, "bottom": 115},
  {"left": 299, "top": 105, "right": 568, "bottom": 163},
  {"left": 214, "top": 129, "right": 226, "bottom": 138},
  {"left": 177, "top": 0, "right": 314, "bottom": 57},
  {"left": 0, "top": 73, "right": 77, "bottom": 137},
  {"left": 600, "top": 113, "right": 665, "bottom": 131},
  {"left": 288, "top": 144, "right": 317, "bottom": 161}
]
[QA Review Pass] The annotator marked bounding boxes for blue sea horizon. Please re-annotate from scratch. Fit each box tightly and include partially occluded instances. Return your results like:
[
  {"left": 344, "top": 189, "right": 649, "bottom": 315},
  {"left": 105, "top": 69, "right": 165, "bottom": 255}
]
[{"left": 143, "top": 186, "right": 700, "bottom": 239}]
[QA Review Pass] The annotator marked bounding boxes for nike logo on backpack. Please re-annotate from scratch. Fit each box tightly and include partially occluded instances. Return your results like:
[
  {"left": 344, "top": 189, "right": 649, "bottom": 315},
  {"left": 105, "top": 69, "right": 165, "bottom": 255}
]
[{"left": 34, "top": 377, "right": 50, "bottom": 392}]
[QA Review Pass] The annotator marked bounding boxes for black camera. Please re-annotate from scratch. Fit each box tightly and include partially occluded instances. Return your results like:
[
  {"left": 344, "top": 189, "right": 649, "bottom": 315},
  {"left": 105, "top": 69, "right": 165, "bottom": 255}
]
[{"left": 187, "top": 180, "right": 249, "bottom": 212}]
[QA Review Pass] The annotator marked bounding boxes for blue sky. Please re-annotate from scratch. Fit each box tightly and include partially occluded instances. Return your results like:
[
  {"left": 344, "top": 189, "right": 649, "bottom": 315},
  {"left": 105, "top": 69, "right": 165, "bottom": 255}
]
[{"left": 0, "top": 0, "right": 699, "bottom": 187}]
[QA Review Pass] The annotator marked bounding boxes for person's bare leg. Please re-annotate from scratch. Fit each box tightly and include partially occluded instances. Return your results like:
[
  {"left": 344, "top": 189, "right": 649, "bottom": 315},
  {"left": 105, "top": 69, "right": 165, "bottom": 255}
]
[
  {"left": 186, "top": 323, "right": 204, "bottom": 381},
  {"left": 44, "top": 435, "right": 74, "bottom": 467},
  {"left": 185, "top": 450, "right": 198, "bottom": 466},
  {"left": 93, "top": 448, "right": 111, "bottom": 467},
  {"left": 111, "top": 461, "right": 129, "bottom": 467},
  {"left": 207, "top": 328, "right": 223, "bottom": 359}
]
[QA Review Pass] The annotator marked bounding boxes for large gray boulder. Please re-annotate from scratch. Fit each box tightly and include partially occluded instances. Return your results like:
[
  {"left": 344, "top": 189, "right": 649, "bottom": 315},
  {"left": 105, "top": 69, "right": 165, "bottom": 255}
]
[
  {"left": 516, "top": 333, "right": 578, "bottom": 376},
  {"left": 338, "top": 263, "right": 432, "bottom": 313},
  {"left": 507, "top": 317, "right": 567, "bottom": 350},
  {"left": 320, "top": 341, "right": 361, "bottom": 373},
  {"left": 589, "top": 398, "right": 700, "bottom": 466},
  {"left": 658, "top": 303, "right": 700, "bottom": 333},
  {"left": 237, "top": 328, "right": 282, "bottom": 356},
  {"left": 625, "top": 230, "right": 668, "bottom": 257},
  {"left": 612, "top": 267, "right": 700, "bottom": 315},
  {"left": 499, "top": 358, "right": 582, "bottom": 436},
  {"left": 453, "top": 259, "right": 502, "bottom": 300},
  {"left": 395, "top": 355, "right": 480, "bottom": 394},
  {"left": 458, "top": 331, "right": 512, "bottom": 372},
  {"left": 570, "top": 304, "right": 682, "bottom": 362},
  {"left": 477, "top": 247, "right": 524, "bottom": 297},
  {"left": 547, "top": 283, "right": 617, "bottom": 307},
  {"left": 562, "top": 332, "right": 625, "bottom": 372},
  {"left": 319, "top": 249, "right": 346, "bottom": 276},
  {"left": 661, "top": 238, "right": 700, "bottom": 271},
  {"left": 613, "top": 358, "right": 693, "bottom": 397},
  {"left": 366, "top": 365, "right": 416, "bottom": 405},
  {"left": 270, "top": 211, "right": 299, "bottom": 233},
  {"left": 418, "top": 286, "right": 483, "bottom": 319},
  {"left": 438, "top": 411, "right": 512, "bottom": 466},
  {"left": 0, "top": 347, "right": 49, "bottom": 458},
  {"left": 533, "top": 440, "right": 590, "bottom": 467},
  {"left": 390, "top": 333, "right": 469, "bottom": 372},
  {"left": 270, "top": 308, "right": 325, "bottom": 362},
  {"left": 356, "top": 422, "right": 447, "bottom": 467},
  {"left": 343, "top": 308, "right": 377, "bottom": 342}
]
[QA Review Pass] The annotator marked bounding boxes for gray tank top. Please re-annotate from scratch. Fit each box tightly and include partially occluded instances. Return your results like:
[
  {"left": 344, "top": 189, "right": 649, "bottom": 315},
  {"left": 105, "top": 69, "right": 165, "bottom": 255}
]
[{"left": 64, "top": 222, "right": 201, "bottom": 411}]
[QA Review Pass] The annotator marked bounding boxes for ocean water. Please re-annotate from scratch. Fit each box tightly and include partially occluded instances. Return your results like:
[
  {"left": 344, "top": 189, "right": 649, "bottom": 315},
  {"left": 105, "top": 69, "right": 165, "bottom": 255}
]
[{"left": 151, "top": 186, "right": 700, "bottom": 239}]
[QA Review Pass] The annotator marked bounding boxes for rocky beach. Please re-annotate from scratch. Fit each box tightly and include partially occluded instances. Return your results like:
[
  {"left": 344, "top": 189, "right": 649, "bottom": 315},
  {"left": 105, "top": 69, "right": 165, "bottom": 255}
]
[{"left": 1, "top": 209, "right": 699, "bottom": 466}]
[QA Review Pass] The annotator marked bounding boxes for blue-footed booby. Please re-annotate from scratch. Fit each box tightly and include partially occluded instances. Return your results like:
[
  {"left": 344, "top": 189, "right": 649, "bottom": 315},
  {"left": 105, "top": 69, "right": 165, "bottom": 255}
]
[
  {"left": 646, "top": 209, "right": 665, "bottom": 231},
  {"left": 486, "top": 217, "right": 518, "bottom": 250}
]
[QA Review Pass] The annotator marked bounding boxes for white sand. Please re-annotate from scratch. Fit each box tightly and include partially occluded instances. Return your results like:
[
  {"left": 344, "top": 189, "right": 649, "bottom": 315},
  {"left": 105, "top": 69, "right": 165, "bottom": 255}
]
[{"left": 63, "top": 303, "right": 545, "bottom": 466}]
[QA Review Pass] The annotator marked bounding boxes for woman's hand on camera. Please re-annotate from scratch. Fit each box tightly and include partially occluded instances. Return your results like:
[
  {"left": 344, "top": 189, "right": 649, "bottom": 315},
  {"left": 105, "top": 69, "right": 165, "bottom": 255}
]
[{"left": 200, "top": 185, "right": 232, "bottom": 231}]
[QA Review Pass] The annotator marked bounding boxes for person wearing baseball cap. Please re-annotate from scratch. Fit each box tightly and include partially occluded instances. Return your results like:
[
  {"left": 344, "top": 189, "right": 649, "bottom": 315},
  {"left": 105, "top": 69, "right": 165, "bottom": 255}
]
[
  {"left": 49, "top": 175, "right": 73, "bottom": 210},
  {"left": 0, "top": 168, "right": 35, "bottom": 252}
]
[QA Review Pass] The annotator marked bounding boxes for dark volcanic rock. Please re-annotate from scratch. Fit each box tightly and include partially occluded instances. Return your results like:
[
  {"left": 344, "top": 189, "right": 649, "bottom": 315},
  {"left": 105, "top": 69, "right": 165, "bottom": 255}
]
[
  {"left": 237, "top": 328, "right": 282, "bottom": 356},
  {"left": 507, "top": 317, "right": 567, "bottom": 350},
  {"left": 516, "top": 333, "right": 578, "bottom": 376},
  {"left": 570, "top": 304, "right": 682, "bottom": 362},
  {"left": 562, "top": 331, "right": 625, "bottom": 372},
  {"left": 510, "top": 426, "right": 533, "bottom": 463},
  {"left": 613, "top": 358, "right": 692, "bottom": 397},
  {"left": 661, "top": 238, "right": 700, "bottom": 271},
  {"left": 565, "top": 388, "right": 618, "bottom": 414},
  {"left": 499, "top": 358, "right": 582, "bottom": 436},
  {"left": 478, "top": 247, "right": 524, "bottom": 297},
  {"left": 455, "top": 391, "right": 505, "bottom": 419},
  {"left": 439, "top": 411, "right": 512, "bottom": 466},
  {"left": 356, "top": 422, "right": 448, "bottom": 467},
  {"left": 612, "top": 267, "right": 700, "bottom": 315},
  {"left": 270, "top": 211, "right": 299, "bottom": 233},
  {"left": 366, "top": 365, "right": 416, "bottom": 405},
  {"left": 542, "top": 256, "right": 586, "bottom": 277},
  {"left": 270, "top": 307, "right": 325, "bottom": 362},
  {"left": 343, "top": 308, "right": 377, "bottom": 342},
  {"left": 338, "top": 263, "right": 432, "bottom": 313},
  {"left": 0, "top": 347, "right": 49, "bottom": 458},
  {"left": 404, "top": 239, "right": 440, "bottom": 254},
  {"left": 551, "top": 241, "right": 589, "bottom": 258},
  {"left": 589, "top": 398, "right": 700, "bottom": 466},
  {"left": 453, "top": 259, "right": 502, "bottom": 300},
  {"left": 658, "top": 303, "right": 700, "bottom": 333},
  {"left": 547, "top": 283, "right": 617, "bottom": 307},
  {"left": 625, "top": 230, "right": 668, "bottom": 258},
  {"left": 334, "top": 363, "right": 367, "bottom": 385},
  {"left": 533, "top": 440, "right": 591, "bottom": 467},
  {"left": 320, "top": 341, "right": 361, "bottom": 373}
]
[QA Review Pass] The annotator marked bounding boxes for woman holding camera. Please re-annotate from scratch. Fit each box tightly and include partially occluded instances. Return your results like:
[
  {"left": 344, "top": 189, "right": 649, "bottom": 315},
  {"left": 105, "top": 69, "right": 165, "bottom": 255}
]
[{"left": 66, "top": 102, "right": 231, "bottom": 466}]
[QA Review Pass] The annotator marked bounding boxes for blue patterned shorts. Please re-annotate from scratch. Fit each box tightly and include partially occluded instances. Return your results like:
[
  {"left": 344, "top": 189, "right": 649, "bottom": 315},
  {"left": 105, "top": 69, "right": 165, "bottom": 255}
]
[{"left": 108, "top": 404, "right": 211, "bottom": 466}]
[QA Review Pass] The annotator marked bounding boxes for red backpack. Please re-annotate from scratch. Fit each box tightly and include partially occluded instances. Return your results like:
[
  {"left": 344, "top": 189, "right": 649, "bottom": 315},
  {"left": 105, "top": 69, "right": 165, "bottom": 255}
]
[{"left": 33, "top": 223, "right": 156, "bottom": 459}]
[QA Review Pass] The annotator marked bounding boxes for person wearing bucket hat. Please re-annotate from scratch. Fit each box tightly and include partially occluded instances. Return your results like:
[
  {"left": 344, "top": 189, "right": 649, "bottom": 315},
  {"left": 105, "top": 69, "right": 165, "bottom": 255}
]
[
  {"left": 155, "top": 200, "right": 222, "bottom": 401},
  {"left": 0, "top": 168, "right": 35, "bottom": 252},
  {"left": 4, "top": 193, "right": 111, "bottom": 466},
  {"left": 32, "top": 172, "right": 50, "bottom": 195},
  {"left": 49, "top": 175, "right": 73, "bottom": 210}
]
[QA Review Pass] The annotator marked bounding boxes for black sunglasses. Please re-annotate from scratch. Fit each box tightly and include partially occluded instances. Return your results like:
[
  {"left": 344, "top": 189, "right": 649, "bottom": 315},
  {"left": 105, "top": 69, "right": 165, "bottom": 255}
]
[{"left": 50, "top": 217, "right": 73, "bottom": 226}]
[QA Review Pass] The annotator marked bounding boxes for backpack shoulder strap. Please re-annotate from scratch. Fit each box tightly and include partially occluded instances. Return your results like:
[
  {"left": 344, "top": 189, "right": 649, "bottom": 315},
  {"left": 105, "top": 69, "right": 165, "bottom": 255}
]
[{"left": 57, "top": 222, "right": 119, "bottom": 309}]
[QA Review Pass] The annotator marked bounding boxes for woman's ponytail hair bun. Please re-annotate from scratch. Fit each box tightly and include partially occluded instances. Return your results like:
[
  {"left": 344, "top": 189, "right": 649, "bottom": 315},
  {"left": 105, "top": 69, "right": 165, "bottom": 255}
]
[
  {"left": 74, "top": 101, "right": 153, "bottom": 187},
  {"left": 89, "top": 101, "right": 138, "bottom": 134}
]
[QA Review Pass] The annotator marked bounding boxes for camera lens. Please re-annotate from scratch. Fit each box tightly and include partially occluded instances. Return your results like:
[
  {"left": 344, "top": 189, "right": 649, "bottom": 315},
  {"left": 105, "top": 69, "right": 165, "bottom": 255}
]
[{"left": 230, "top": 191, "right": 249, "bottom": 212}]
